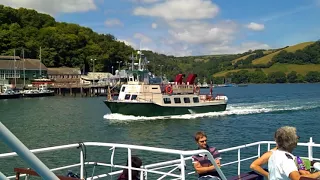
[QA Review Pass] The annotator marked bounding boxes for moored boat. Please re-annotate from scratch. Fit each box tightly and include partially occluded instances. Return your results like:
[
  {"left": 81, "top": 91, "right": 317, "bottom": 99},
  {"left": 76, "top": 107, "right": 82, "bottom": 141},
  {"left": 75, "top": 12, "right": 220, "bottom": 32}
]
[
  {"left": 22, "top": 84, "right": 54, "bottom": 97},
  {"left": 0, "top": 85, "right": 21, "bottom": 99}
]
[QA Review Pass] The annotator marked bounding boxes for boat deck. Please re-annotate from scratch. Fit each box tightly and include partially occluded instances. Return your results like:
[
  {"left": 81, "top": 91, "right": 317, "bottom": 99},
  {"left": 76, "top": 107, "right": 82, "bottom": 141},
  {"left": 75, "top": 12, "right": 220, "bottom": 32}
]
[{"left": 1, "top": 138, "right": 319, "bottom": 180}]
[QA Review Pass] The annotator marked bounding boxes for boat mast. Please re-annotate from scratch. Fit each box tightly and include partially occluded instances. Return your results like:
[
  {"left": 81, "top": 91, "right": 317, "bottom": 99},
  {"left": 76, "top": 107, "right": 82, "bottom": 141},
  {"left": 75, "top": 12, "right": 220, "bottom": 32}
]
[
  {"left": 39, "top": 47, "right": 42, "bottom": 78},
  {"left": 14, "top": 49, "right": 16, "bottom": 86},
  {"left": 131, "top": 52, "right": 134, "bottom": 70},
  {"left": 23, "top": 48, "right": 25, "bottom": 87}
]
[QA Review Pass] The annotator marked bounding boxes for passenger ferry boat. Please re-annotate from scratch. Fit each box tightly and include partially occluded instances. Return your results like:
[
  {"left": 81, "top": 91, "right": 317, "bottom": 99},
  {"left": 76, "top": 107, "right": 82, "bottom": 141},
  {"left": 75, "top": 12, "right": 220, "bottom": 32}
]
[
  {"left": 1, "top": 122, "right": 319, "bottom": 180},
  {"left": 104, "top": 52, "right": 228, "bottom": 117}
]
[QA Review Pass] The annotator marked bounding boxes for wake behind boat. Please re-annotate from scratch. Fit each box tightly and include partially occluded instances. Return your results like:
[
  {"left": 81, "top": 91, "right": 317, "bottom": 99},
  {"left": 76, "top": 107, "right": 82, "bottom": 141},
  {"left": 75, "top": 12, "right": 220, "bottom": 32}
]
[{"left": 103, "top": 51, "right": 228, "bottom": 117}]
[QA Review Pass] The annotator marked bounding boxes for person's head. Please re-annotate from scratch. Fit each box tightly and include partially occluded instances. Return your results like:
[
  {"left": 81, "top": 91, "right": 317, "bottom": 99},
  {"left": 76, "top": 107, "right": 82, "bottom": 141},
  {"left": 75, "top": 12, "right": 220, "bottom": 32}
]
[
  {"left": 194, "top": 131, "right": 208, "bottom": 149},
  {"left": 123, "top": 156, "right": 142, "bottom": 179},
  {"left": 274, "top": 126, "right": 299, "bottom": 153}
]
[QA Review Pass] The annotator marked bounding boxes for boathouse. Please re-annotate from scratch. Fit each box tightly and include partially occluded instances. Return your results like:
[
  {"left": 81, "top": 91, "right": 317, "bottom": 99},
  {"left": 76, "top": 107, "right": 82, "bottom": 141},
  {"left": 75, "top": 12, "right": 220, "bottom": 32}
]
[{"left": 0, "top": 56, "right": 47, "bottom": 85}]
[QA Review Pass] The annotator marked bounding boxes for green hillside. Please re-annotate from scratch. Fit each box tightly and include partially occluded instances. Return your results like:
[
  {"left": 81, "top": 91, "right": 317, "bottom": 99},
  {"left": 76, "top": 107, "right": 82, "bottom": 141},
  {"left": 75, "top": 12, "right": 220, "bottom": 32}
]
[
  {"left": 213, "top": 64, "right": 320, "bottom": 77},
  {"left": 1, "top": 4, "right": 320, "bottom": 84},
  {"left": 252, "top": 42, "right": 314, "bottom": 65}
]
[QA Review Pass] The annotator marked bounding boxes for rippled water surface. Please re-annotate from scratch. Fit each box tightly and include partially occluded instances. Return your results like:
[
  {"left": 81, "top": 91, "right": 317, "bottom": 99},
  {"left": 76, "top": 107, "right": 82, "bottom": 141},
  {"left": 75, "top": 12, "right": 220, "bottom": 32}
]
[{"left": 1, "top": 84, "right": 320, "bottom": 179}]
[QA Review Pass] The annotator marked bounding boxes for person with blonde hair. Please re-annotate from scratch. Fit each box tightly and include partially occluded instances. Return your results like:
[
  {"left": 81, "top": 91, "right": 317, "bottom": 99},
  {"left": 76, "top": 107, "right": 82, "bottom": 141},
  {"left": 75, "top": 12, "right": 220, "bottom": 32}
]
[{"left": 268, "top": 126, "right": 320, "bottom": 180}]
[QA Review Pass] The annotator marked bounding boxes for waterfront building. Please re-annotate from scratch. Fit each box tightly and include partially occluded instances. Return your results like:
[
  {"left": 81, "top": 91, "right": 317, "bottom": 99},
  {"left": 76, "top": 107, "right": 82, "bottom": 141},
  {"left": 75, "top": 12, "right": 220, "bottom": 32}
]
[{"left": 0, "top": 56, "right": 47, "bottom": 85}]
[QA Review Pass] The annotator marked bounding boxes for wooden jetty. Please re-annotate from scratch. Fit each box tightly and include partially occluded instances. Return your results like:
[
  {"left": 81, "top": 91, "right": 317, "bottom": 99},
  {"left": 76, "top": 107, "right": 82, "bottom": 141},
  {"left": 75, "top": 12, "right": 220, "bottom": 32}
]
[{"left": 48, "top": 82, "right": 119, "bottom": 97}]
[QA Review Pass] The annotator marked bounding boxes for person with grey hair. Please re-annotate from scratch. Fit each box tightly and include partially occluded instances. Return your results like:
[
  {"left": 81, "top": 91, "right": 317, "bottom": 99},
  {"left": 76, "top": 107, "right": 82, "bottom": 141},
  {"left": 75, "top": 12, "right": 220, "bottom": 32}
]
[{"left": 268, "top": 126, "right": 320, "bottom": 180}]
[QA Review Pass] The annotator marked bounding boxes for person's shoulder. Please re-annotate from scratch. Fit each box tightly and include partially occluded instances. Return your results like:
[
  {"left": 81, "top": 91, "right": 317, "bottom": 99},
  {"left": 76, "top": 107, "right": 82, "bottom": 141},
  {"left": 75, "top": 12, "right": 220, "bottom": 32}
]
[
  {"left": 274, "top": 150, "right": 295, "bottom": 160},
  {"left": 284, "top": 152, "right": 295, "bottom": 160},
  {"left": 208, "top": 146, "right": 219, "bottom": 152}
]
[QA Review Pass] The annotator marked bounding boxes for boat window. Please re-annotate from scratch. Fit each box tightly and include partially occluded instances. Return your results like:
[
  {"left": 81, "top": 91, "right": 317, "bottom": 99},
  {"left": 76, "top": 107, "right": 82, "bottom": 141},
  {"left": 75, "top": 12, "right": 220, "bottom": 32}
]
[
  {"left": 125, "top": 94, "right": 131, "bottom": 100},
  {"left": 163, "top": 98, "right": 171, "bottom": 104},
  {"left": 121, "top": 86, "right": 126, "bottom": 92},
  {"left": 131, "top": 95, "right": 137, "bottom": 100},
  {"left": 193, "top": 97, "right": 199, "bottom": 103},
  {"left": 174, "top": 97, "right": 181, "bottom": 103},
  {"left": 152, "top": 87, "right": 158, "bottom": 89},
  {"left": 183, "top": 97, "right": 190, "bottom": 103}
]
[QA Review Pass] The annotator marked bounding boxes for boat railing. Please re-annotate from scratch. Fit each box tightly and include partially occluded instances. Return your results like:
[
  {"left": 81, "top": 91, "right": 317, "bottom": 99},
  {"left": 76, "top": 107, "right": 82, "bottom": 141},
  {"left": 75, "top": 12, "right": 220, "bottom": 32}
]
[{"left": 1, "top": 138, "right": 319, "bottom": 180}]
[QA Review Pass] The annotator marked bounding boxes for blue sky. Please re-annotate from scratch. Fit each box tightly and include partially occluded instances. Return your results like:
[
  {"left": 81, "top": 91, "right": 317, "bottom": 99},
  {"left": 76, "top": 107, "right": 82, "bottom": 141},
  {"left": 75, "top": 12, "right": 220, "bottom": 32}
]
[{"left": 4, "top": 0, "right": 320, "bottom": 56}]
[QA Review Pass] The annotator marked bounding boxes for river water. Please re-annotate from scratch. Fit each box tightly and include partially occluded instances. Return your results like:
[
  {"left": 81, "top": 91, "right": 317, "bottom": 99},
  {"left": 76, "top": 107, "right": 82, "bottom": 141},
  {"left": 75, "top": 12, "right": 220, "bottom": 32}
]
[{"left": 1, "top": 84, "right": 320, "bottom": 179}]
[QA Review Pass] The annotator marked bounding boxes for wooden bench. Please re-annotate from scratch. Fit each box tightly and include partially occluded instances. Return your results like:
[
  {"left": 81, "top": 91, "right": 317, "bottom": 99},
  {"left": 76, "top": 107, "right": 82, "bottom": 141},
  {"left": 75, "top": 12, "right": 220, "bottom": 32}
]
[
  {"left": 14, "top": 168, "right": 80, "bottom": 180},
  {"left": 227, "top": 171, "right": 262, "bottom": 180}
]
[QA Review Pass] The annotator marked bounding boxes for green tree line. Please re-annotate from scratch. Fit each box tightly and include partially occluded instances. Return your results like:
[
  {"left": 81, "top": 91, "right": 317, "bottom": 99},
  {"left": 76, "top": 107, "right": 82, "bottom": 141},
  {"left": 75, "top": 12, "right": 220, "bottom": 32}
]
[
  {"left": 220, "top": 70, "right": 320, "bottom": 84},
  {"left": 1, "top": 5, "right": 320, "bottom": 84},
  {"left": 0, "top": 5, "right": 134, "bottom": 73}
]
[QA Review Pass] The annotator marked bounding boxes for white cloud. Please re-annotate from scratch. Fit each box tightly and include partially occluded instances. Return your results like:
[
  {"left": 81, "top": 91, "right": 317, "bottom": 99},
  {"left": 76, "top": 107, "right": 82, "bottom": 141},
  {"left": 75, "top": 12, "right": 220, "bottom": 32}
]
[
  {"left": 246, "top": 22, "right": 265, "bottom": 31},
  {"left": 168, "top": 20, "right": 237, "bottom": 44},
  {"left": 131, "top": 0, "right": 269, "bottom": 56},
  {"left": 207, "top": 42, "right": 270, "bottom": 54},
  {"left": 134, "top": 33, "right": 152, "bottom": 43},
  {"left": 1, "top": 0, "right": 97, "bottom": 15},
  {"left": 130, "top": 0, "right": 162, "bottom": 3},
  {"left": 133, "top": 0, "right": 219, "bottom": 20},
  {"left": 105, "top": 18, "right": 124, "bottom": 27},
  {"left": 118, "top": 39, "right": 137, "bottom": 48},
  {"left": 151, "top": 23, "right": 158, "bottom": 29}
]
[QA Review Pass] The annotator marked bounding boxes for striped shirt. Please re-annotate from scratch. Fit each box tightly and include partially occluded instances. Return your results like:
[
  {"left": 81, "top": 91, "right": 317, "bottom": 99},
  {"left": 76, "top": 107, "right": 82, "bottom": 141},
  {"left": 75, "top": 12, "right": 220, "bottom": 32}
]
[{"left": 192, "top": 146, "right": 221, "bottom": 177}]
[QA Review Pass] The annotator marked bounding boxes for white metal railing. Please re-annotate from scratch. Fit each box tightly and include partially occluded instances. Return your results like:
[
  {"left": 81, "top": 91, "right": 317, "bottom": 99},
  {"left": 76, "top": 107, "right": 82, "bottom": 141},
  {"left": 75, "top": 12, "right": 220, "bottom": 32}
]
[{"left": 0, "top": 138, "right": 319, "bottom": 180}]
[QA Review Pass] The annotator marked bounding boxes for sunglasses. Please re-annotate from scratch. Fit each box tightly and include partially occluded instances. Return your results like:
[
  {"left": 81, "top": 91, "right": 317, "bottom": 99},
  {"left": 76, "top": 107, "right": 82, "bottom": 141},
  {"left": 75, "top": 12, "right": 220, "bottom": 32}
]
[{"left": 199, "top": 140, "right": 207, "bottom": 143}]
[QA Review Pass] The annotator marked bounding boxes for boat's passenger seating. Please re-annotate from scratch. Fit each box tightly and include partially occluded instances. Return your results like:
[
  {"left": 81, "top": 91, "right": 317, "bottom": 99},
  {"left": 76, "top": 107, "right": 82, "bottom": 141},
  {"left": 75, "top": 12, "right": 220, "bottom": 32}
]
[{"left": 227, "top": 171, "right": 262, "bottom": 180}]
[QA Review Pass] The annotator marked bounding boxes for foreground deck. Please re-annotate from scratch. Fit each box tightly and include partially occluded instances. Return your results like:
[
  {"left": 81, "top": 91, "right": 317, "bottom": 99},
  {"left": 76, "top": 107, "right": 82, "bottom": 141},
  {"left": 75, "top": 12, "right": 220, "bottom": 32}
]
[{"left": 0, "top": 138, "right": 319, "bottom": 180}]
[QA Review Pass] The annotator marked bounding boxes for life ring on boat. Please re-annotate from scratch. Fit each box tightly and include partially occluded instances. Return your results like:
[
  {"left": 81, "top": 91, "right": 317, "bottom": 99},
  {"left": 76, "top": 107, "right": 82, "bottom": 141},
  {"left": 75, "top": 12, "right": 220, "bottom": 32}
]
[
  {"left": 165, "top": 85, "right": 173, "bottom": 94},
  {"left": 194, "top": 86, "right": 200, "bottom": 93}
]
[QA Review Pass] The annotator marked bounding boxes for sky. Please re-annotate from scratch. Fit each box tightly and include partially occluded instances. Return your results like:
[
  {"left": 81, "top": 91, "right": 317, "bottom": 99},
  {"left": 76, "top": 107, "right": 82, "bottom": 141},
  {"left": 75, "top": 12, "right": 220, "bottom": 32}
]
[{"left": 2, "top": 0, "right": 320, "bottom": 56}]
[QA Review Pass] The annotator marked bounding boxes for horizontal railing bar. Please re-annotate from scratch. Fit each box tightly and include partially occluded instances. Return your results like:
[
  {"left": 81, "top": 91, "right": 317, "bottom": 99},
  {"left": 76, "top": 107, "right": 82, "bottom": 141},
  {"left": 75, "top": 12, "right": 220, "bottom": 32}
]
[
  {"left": 6, "top": 163, "right": 82, "bottom": 179},
  {"left": 2, "top": 140, "right": 320, "bottom": 180},
  {"left": 0, "top": 143, "right": 79, "bottom": 158},
  {"left": 144, "top": 157, "right": 192, "bottom": 169}
]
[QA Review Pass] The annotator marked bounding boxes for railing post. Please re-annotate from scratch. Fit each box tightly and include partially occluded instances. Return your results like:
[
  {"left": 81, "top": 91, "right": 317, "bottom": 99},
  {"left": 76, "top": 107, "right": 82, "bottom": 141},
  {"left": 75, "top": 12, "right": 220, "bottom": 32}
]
[
  {"left": 267, "top": 143, "right": 270, "bottom": 151},
  {"left": 180, "top": 155, "right": 185, "bottom": 180},
  {"left": 140, "top": 165, "right": 144, "bottom": 180},
  {"left": 0, "top": 122, "right": 59, "bottom": 180},
  {"left": 0, "top": 171, "right": 8, "bottom": 180},
  {"left": 257, "top": 144, "right": 261, "bottom": 157},
  {"left": 308, "top": 137, "right": 314, "bottom": 161},
  {"left": 237, "top": 149, "right": 241, "bottom": 175},
  {"left": 128, "top": 148, "right": 132, "bottom": 180},
  {"left": 80, "top": 149, "right": 84, "bottom": 179}
]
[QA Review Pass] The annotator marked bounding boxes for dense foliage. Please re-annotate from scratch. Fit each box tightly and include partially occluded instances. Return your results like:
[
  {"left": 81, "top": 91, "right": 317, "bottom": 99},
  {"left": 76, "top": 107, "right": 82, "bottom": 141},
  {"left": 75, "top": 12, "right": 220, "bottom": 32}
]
[
  {"left": 1, "top": 5, "right": 320, "bottom": 83},
  {"left": 0, "top": 5, "right": 134, "bottom": 73},
  {"left": 272, "top": 42, "right": 320, "bottom": 64}
]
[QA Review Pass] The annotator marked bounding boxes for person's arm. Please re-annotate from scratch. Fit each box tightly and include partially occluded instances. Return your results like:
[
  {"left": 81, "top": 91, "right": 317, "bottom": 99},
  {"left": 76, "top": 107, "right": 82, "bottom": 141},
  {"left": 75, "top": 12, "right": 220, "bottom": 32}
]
[
  {"left": 250, "top": 151, "right": 273, "bottom": 178},
  {"left": 193, "top": 159, "right": 221, "bottom": 174},
  {"left": 289, "top": 171, "right": 320, "bottom": 180},
  {"left": 283, "top": 158, "right": 320, "bottom": 180}
]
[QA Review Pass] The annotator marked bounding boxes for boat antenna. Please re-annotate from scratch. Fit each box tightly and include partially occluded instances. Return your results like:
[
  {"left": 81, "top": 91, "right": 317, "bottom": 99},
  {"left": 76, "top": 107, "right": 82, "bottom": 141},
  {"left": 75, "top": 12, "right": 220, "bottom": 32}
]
[
  {"left": 138, "top": 41, "right": 142, "bottom": 70},
  {"left": 131, "top": 52, "right": 134, "bottom": 70}
]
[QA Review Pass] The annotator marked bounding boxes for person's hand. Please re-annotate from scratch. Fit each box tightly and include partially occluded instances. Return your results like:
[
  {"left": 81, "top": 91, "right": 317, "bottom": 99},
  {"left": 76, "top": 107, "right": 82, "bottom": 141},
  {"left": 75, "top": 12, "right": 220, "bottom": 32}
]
[{"left": 299, "top": 169, "right": 311, "bottom": 175}]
